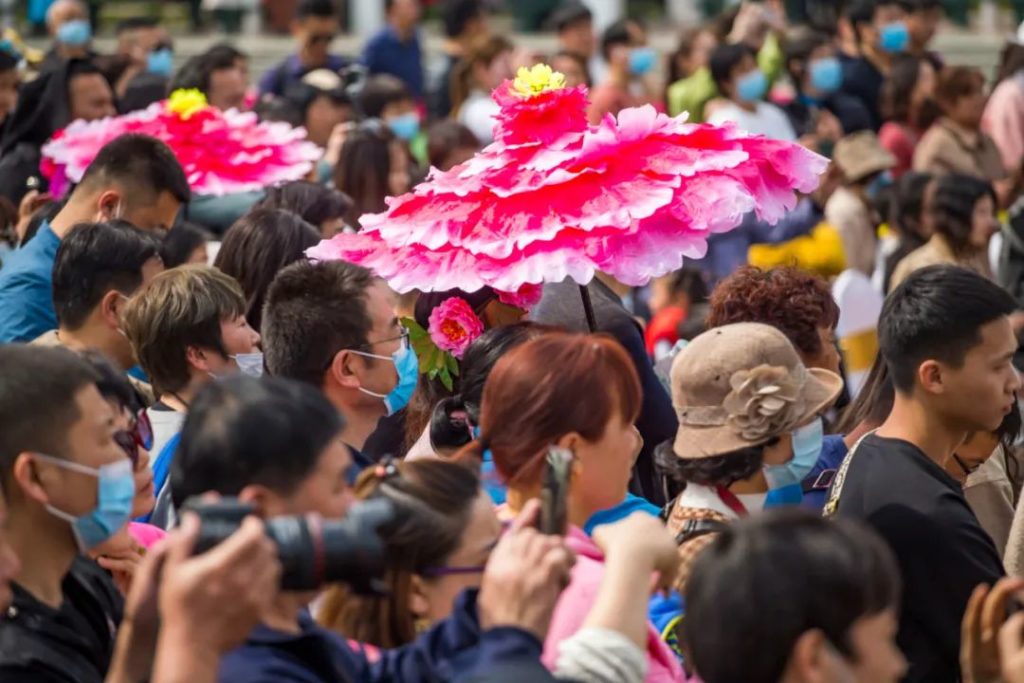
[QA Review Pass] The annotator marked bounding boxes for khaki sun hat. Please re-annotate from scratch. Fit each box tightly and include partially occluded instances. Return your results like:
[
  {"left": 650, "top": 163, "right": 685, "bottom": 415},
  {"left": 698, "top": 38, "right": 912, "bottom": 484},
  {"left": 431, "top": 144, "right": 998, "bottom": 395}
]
[
  {"left": 670, "top": 322, "right": 844, "bottom": 460},
  {"left": 833, "top": 130, "right": 896, "bottom": 184}
]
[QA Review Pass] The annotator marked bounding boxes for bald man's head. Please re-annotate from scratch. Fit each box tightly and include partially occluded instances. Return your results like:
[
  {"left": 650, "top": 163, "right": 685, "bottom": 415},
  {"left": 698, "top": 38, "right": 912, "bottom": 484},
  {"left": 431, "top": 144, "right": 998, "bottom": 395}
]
[{"left": 47, "top": 0, "right": 88, "bottom": 32}]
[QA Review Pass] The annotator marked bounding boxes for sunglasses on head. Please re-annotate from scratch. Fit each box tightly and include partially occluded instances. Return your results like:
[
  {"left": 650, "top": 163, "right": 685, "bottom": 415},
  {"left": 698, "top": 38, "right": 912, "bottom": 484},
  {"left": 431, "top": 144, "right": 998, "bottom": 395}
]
[{"left": 115, "top": 409, "right": 153, "bottom": 467}]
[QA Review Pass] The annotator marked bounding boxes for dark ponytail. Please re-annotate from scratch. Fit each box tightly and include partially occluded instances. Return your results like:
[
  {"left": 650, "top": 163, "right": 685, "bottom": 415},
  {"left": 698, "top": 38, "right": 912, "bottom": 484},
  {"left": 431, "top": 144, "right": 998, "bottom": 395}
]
[
  {"left": 429, "top": 395, "right": 474, "bottom": 455},
  {"left": 428, "top": 322, "right": 555, "bottom": 454}
]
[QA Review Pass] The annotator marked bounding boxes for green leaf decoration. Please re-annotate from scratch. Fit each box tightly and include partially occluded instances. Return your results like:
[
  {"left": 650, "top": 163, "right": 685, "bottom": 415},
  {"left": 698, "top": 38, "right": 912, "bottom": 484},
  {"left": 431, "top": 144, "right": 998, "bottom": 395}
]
[{"left": 399, "top": 316, "right": 460, "bottom": 389}]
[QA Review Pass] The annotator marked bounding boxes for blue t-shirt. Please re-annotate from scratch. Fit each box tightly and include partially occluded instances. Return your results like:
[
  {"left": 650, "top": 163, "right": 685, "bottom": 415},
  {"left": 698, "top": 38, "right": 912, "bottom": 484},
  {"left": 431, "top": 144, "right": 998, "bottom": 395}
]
[
  {"left": 583, "top": 493, "right": 660, "bottom": 535},
  {"left": 362, "top": 27, "right": 424, "bottom": 98},
  {"left": 0, "top": 221, "right": 60, "bottom": 343}
]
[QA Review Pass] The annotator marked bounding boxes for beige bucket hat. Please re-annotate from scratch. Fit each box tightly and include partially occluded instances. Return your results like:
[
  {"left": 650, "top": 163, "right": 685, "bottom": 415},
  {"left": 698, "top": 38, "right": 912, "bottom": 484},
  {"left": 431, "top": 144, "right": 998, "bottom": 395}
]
[{"left": 670, "top": 322, "right": 844, "bottom": 460}]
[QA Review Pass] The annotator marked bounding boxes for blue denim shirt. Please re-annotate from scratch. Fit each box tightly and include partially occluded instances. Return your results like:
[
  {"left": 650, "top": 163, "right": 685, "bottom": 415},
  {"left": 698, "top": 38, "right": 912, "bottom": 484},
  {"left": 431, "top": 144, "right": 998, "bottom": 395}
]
[{"left": 0, "top": 221, "right": 59, "bottom": 343}]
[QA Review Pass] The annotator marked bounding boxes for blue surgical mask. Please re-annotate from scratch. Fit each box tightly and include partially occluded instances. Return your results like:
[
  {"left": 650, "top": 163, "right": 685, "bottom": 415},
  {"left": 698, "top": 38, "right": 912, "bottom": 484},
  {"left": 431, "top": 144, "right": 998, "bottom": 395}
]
[
  {"left": 866, "top": 170, "right": 894, "bottom": 200},
  {"left": 879, "top": 21, "right": 910, "bottom": 53},
  {"left": 387, "top": 112, "right": 420, "bottom": 142},
  {"left": 35, "top": 454, "right": 134, "bottom": 551},
  {"left": 809, "top": 57, "right": 843, "bottom": 94},
  {"left": 147, "top": 47, "right": 174, "bottom": 77},
  {"left": 353, "top": 342, "right": 419, "bottom": 416},
  {"left": 230, "top": 352, "right": 264, "bottom": 378},
  {"left": 764, "top": 417, "right": 824, "bottom": 491},
  {"left": 736, "top": 69, "right": 769, "bottom": 103},
  {"left": 56, "top": 19, "right": 92, "bottom": 47},
  {"left": 628, "top": 47, "right": 657, "bottom": 76}
]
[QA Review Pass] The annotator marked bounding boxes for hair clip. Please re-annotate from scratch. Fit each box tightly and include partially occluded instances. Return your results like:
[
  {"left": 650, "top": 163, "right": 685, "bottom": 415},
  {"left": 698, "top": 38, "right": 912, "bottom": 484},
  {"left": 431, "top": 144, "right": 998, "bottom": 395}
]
[{"left": 373, "top": 457, "right": 399, "bottom": 480}]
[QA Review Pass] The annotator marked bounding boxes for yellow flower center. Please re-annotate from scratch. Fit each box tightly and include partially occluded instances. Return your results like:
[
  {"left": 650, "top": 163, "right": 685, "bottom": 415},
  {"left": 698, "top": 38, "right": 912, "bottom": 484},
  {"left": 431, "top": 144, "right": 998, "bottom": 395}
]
[
  {"left": 167, "top": 89, "right": 208, "bottom": 119},
  {"left": 441, "top": 319, "right": 468, "bottom": 343},
  {"left": 512, "top": 64, "right": 566, "bottom": 98}
]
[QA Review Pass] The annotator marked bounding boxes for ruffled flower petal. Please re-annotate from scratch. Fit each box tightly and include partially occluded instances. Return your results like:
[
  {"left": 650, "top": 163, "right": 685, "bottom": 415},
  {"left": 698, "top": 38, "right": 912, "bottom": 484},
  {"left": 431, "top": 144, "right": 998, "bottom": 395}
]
[
  {"left": 308, "top": 67, "right": 827, "bottom": 296},
  {"left": 41, "top": 94, "right": 322, "bottom": 198}
]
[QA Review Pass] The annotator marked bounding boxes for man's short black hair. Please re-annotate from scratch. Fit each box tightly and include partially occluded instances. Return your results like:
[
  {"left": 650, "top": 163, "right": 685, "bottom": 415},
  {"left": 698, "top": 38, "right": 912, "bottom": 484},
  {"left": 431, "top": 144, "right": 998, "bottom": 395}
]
[
  {"left": 159, "top": 221, "right": 210, "bottom": 268},
  {"left": 550, "top": 1, "right": 592, "bottom": 33},
  {"left": 78, "top": 133, "right": 190, "bottom": 205},
  {"left": 600, "top": 18, "right": 632, "bottom": 62},
  {"left": 296, "top": 0, "right": 337, "bottom": 20},
  {"left": 360, "top": 74, "right": 413, "bottom": 119},
  {"left": 0, "top": 345, "right": 99, "bottom": 491},
  {"left": 442, "top": 0, "right": 483, "bottom": 38},
  {"left": 262, "top": 260, "right": 376, "bottom": 387},
  {"left": 881, "top": 265, "right": 1017, "bottom": 393},
  {"left": 844, "top": 0, "right": 877, "bottom": 25},
  {"left": 709, "top": 43, "right": 757, "bottom": 93},
  {"left": 686, "top": 509, "right": 901, "bottom": 683},
  {"left": 116, "top": 17, "right": 159, "bottom": 35},
  {"left": 53, "top": 221, "right": 162, "bottom": 331},
  {"left": 171, "top": 375, "right": 344, "bottom": 509}
]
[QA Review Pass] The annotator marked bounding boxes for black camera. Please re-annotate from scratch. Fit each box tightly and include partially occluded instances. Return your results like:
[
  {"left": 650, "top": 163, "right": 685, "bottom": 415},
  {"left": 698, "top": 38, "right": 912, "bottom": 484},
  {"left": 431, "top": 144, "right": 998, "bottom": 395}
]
[{"left": 182, "top": 496, "right": 395, "bottom": 593}]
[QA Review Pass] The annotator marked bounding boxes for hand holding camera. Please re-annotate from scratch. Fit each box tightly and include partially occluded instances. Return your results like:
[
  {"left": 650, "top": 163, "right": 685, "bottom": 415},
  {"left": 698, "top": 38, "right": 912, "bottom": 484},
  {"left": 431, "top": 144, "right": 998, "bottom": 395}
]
[{"left": 479, "top": 499, "right": 576, "bottom": 642}]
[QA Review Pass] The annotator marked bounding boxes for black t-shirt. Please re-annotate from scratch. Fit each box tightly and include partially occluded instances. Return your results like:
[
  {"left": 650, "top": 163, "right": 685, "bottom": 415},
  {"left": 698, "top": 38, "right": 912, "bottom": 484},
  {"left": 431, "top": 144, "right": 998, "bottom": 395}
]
[
  {"left": 833, "top": 434, "right": 1004, "bottom": 683},
  {"left": 0, "top": 556, "right": 123, "bottom": 683},
  {"left": 840, "top": 57, "right": 885, "bottom": 130}
]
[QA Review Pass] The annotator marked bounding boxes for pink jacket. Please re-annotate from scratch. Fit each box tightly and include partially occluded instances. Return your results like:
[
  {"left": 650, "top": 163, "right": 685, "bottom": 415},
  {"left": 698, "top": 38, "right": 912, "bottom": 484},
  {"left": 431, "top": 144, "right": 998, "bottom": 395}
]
[
  {"left": 983, "top": 77, "right": 1024, "bottom": 173},
  {"left": 542, "top": 526, "right": 683, "bottom": 682}
]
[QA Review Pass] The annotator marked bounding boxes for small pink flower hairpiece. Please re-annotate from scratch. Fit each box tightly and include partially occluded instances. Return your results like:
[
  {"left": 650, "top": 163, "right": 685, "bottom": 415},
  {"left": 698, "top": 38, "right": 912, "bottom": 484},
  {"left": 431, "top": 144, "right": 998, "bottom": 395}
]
[{"left": 428, "top": 297, "right": 485, "bottom": 359}]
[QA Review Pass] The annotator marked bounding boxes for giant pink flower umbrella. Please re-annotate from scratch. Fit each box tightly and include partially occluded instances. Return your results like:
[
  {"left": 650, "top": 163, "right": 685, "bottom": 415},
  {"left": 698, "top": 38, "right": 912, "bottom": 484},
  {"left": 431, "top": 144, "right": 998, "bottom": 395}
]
[{"left": 308, "top": 65, "right": 828, "bottom": 329}]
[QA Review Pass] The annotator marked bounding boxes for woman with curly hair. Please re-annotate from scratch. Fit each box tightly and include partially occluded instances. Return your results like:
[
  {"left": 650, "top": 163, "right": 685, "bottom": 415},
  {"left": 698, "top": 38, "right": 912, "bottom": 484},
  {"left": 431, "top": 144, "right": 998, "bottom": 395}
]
[
  {"left": 703, "top": 266, "right": 848, "bottom": 511},
  {"left": 658, "top": 322, "right": 842, "bottom": 590},
  {"left": 705, "top": 265, "right": 841, "bottom": 375}
]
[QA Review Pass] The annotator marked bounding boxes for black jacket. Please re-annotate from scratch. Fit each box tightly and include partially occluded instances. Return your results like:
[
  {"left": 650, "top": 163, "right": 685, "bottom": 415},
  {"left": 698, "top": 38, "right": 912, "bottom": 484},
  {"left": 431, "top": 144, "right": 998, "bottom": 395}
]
[
  {"left": 781, "top": 91, "right": 874, "bottom": 139},
  {"left": 0, "top": 556, "right": 123, "bottom": 683},
  {"left": 533, "top": 279, "right": 678, "bottom": 506}
]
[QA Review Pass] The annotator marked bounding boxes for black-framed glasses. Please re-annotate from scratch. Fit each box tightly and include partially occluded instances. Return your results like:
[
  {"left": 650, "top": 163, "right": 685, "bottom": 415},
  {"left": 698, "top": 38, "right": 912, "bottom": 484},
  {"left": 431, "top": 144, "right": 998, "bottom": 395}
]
[
  {"left": 358, "top": 328, "right": 410, "bottom": 352},
  {"left": 322, "top": 328, "right": 410, "bottom": 372}
]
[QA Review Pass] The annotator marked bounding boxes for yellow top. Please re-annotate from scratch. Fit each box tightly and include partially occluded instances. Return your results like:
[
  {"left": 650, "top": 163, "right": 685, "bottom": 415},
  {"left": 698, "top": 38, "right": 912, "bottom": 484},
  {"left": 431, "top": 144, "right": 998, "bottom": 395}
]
[
  {"left": 167, "top": 89, "right": 208, "bottom": 119},
  {"left": 512, "top": 64, "right": 566, "bottom": 97}
]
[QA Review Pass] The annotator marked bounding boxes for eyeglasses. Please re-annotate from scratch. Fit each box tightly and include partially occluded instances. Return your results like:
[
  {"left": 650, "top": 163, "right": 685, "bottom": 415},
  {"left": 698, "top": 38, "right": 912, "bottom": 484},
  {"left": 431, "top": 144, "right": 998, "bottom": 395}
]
[
  {"left": 358, "top": 328, "right": 410, "bottom": 352},
  {"left": 115, "top": 409, "right": 153, "bottom": 467},
  {"left": 324, "top": 328, "right": 411, "bottom": 372}
]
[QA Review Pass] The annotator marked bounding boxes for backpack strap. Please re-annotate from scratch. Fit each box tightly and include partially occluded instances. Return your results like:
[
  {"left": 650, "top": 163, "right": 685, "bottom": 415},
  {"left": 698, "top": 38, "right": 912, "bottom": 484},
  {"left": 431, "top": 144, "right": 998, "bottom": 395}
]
[{"left": 823, "top": 431, "right": 875, "bottom": 518}]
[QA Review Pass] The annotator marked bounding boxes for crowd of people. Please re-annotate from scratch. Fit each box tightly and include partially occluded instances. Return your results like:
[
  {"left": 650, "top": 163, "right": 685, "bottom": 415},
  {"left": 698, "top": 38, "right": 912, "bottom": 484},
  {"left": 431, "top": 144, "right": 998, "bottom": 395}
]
[{"left": 4, "top": 0, "right": 1024, "bottom": 683}]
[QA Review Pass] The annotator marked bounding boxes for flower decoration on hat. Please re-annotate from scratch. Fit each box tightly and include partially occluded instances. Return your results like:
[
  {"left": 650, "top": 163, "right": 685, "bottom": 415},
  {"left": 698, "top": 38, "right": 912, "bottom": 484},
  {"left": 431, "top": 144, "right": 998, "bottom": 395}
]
[
  {"left": 429, "top": 297, "right": 484, "bottom": 359},
  {"left": 308, "top": 63, "right": 827, "bottom": 312},
  {"left": 41, "top": 89, "right": 322, "bottom": 198},
  {"left": 721, "top": 365, "right": 805, "bottom": 441},
  {"left": 401, "top": 297, "right": 485, "bottom": 392}
]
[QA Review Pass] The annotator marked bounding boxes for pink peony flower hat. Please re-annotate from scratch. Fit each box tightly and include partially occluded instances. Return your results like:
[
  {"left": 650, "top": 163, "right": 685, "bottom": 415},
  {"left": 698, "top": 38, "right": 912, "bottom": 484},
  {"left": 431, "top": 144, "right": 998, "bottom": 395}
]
[
  {"left": 41, "top": 89, "right": 323, "bottom": 199},
  {"left": 309, "top": 64, "right": 829, "bottom": 330}
]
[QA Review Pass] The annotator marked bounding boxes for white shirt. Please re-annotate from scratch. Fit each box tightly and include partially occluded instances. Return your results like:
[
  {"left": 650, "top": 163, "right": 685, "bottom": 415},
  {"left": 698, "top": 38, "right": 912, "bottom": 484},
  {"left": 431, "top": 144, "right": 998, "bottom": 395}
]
[
  {"left": 677, "top": 482, "right": 767, "bottom": 519},
  {"left": 458, "top": 89, "right": 500, "bottom": 145},
  {"left": 707, "top": 101, "right": 797, "bottom": 142}
]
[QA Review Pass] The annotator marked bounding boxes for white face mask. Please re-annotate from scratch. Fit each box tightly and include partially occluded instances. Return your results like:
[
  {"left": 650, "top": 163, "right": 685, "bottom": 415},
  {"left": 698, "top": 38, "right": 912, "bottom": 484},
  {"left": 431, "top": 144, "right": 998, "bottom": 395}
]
[{"left": 230, "top": 352, "right": 264, "bottom": 378}]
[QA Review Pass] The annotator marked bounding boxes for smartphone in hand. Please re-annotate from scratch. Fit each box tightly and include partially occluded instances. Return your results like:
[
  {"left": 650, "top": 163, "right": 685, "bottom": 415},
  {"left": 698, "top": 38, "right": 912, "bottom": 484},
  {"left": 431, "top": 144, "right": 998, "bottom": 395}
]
[{"left": 540, "top": 446, "right": 573, "bottom": 535}]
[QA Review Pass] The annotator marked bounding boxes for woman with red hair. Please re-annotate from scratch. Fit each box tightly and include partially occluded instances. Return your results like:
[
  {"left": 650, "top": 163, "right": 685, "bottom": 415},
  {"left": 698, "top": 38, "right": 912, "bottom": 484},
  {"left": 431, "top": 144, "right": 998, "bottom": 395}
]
[{"left": 463, "top": 331, "right": 682, "bottom": 682}]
